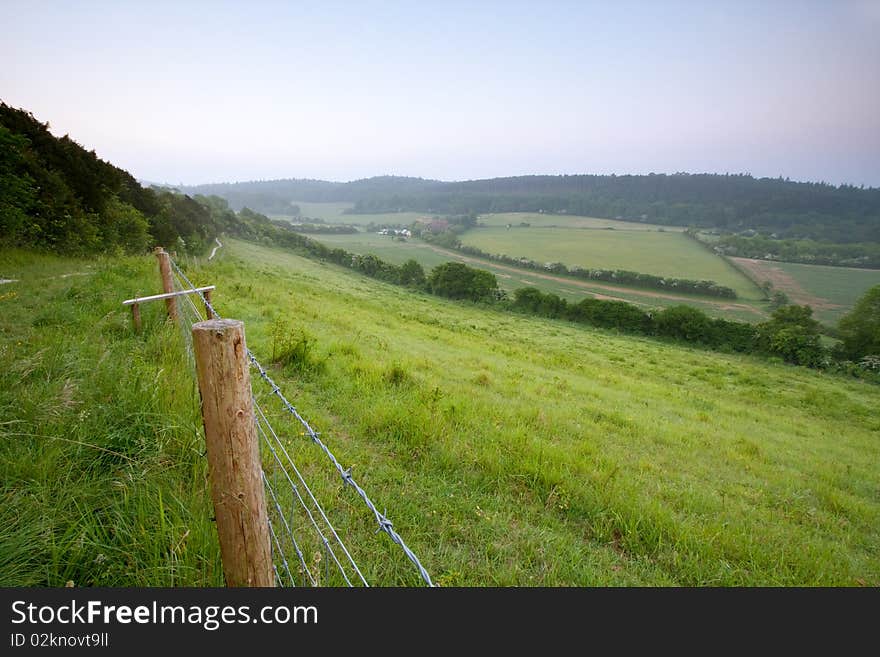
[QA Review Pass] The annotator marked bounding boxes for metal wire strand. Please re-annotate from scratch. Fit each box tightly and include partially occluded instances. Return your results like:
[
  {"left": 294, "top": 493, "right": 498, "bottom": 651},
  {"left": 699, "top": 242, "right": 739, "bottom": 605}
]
[
  {"left": 255, "top": 400, "right": 367, "bottom": 586},
  {"left": 169, "top": 254, "right": 434, "bottom": 587}
]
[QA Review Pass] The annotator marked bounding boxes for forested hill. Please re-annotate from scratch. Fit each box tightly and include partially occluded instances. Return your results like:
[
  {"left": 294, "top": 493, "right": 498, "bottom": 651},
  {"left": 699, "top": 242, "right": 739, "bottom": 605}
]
[
  {"left": 0, "top": 103, "right": 228, "bottom": 255},
  {"left": 184, "top": 173, "right": 880, "bottom": 242},
  {"left": 180, "top": 176, "right": 443, "bottom": 215}
]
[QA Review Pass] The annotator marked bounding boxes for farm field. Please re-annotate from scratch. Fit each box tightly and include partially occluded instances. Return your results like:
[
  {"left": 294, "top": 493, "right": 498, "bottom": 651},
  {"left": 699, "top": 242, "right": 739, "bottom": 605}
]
[
  {"left": 730, "top": 257, "right": 880, "bottom": 326},
  {"left": 460, "top": 227, "right": 764, "bottom": 301},
  {"left": 281, "top": 201, "right": 427, "bottom": 227},
  {"left": 478, "top": 212, "right": 685, "bottom": 231},
  {"left": 2, "top": 239, "right": 879, "bottom": 586},
  {"left": 311, "top": 232, "right": 770, "bottom": 322}
]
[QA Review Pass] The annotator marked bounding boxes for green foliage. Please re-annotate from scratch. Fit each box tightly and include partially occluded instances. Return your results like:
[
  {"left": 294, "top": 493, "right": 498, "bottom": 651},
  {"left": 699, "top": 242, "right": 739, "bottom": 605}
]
[
  {"left": 770, "top": 290, "right": 791, "bottom": 308},
  {"left": 715, "top": 234, "right": 880, "bottom": 268},
  {"left": 399, "top": 259, "right": 426, "bottom": 287},
  {"left": 428, "top": 262, "right": 498, "bottom": 301},
  {"left": 511, "top": 289, "right": 760, "bottom": 353},
  {"left": 0, "top": 103, "right": 223, "bottom": 256},
  {"left": 756, "top": 305, "right": 826, "bottom": 366},
  {"left": 654, "top": 305, "right": 714, "bottom": 342},
  {"left": 421, "top": 230, "right": 461, "bottom": 249},
  {"left": 270, "top": 320, "right": 324, "bottom": 374},
  {"left": 837, "top": 285, "right": 880, "bottom": 359}
]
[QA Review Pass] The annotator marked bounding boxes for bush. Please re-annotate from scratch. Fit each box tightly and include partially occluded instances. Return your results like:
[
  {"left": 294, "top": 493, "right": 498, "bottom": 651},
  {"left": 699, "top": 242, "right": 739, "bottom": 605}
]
[
  {"left": 428, "top": 262, "right": 498, "bottom": 302},
  {"left": 756, "top": 305, "right": 825, "bottom": 367},
  {"left": 654, "top": 305, "right": 714, "bottom": 343}
]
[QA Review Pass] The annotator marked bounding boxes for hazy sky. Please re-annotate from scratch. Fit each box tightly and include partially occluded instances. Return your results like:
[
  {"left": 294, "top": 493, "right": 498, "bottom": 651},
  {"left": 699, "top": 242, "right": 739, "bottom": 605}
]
[{"left": 3, "top": 0, "right": 879, "bottom": 186}]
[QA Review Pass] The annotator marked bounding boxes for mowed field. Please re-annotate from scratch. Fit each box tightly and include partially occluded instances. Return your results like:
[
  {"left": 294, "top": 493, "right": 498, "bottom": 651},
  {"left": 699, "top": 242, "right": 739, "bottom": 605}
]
[
  {"left": 459, "top": 227, "right": 763, "bottom": 300},
  {"left": 478, "top": 212, "right": 686, "bottom": 231},
  {"left": 2, "top": 239, "right": 879, "bottom": 586},
  {"left": 283, "top": 200, "right": 427, "bottom": 227},
  {"left": 311, "top": 232, "right": 769, "bottom": 322},
  {"left": 731, "top": 257, "right": 880, "bottom": 326}
]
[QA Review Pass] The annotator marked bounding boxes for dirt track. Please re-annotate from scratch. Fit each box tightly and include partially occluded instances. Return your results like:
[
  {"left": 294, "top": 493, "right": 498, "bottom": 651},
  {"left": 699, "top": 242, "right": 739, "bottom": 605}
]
[{"left": 730, "top": 258, "right": 842, "bottom": 313}]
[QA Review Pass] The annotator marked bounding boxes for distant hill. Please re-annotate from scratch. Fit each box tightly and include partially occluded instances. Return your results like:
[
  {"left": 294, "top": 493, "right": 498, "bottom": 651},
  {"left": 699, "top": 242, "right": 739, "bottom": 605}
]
[
  {"left": 182, "top": 176, "right": 443, "bottom": 215},
  {"left": 183, "top": 173, "right": 880, "bottom": 243},
  {"left": 0, "top": 104, "right": 223, "bottom": 255}
]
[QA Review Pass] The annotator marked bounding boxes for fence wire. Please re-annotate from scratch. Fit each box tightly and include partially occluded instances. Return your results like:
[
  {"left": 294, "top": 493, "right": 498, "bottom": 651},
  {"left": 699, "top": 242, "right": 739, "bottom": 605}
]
[{"left": 168, "top": 255, "right": 434, "bottom": 587}]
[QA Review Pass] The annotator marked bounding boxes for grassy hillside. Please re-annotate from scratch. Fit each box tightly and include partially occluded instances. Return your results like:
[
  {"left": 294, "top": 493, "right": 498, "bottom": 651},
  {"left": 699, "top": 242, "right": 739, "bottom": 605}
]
[
  {"left": 460, "top": 227, "right": 763, "bottom": 301},
  {"left": 3, "top": 239, "right": 879, "bottom": 586}
]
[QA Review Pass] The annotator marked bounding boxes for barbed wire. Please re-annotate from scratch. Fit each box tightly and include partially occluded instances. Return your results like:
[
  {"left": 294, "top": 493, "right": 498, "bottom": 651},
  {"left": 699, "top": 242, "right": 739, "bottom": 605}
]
[
  {"left": 172, "top": 268, "right": 319, "bottom": 586},
  {"left": 168, "top": 254, "right": 434, "bottom": 587},
  {"left": 255, "top": 400, "right": 365, "bottom": 587}
]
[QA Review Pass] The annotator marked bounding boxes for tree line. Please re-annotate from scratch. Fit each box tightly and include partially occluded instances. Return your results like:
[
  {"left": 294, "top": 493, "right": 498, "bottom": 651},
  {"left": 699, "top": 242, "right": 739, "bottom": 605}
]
[
  {"left": 710, "top": 234, "right": 880, "bottom": 268},
  {"left": 0, "top": 104, "right": 225, "bottom": 255},
  {"left": 180, "top": 173, "right": 880, "bottom": 244}
]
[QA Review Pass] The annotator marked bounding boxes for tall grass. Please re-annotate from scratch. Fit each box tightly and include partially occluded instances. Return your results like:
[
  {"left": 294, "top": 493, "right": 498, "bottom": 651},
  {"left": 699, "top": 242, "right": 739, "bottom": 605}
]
[{"left": 0, "top": 250, "right": 221, "bottom": 586}]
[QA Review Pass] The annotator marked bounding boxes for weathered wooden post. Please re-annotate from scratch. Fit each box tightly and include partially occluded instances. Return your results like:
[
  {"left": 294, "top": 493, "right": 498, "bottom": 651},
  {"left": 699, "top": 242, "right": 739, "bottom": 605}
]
[
  {"left": 204, "top": 288, "right": 215, "bottom": 319},
  {"left": 192, "top": 318, "right": 274, "bottom": 587},
  {"left": 130, "top": 303, "right": 142, "bottom": 332},
  {"left": 153, "top": 247, "right": 178, "bottom": 322}
]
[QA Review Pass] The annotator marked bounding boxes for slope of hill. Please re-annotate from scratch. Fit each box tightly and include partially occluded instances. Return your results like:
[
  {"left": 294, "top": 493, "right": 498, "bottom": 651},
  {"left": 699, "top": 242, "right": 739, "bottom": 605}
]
[
  {"left": 3, "top": 239, "right": 876, "bottom": 585},
  {"left": 0, "top": 104, "right": 224, "bottom": 255}
]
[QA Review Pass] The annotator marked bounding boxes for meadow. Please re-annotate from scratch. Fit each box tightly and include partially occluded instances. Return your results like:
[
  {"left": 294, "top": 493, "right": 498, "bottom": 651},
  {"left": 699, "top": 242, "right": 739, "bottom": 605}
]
[
  {"left": 731, "top": 257, "right": 880, "bottom": 326},
  {"left": 477, "top": 212, "right": 685, "bottom": 231},
  {"left": 281, "top": 201, "right": 427, "bottom": 227},
  {"left": 2, "top": 239, "right": 877, "bottom": 586},
  {"left": 460, "top": 227, "right": 763, "bottom": 301}
]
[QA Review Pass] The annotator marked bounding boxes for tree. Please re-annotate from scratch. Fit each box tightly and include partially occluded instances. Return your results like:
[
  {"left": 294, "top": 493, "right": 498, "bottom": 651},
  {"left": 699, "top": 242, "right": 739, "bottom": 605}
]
[
  {"left": 428, "top": 262, "right": 498, "bottom": 301},
  {"left": 398, "top": 259, "right": 426, "bottom": 287},
  {"left": 837, "top": 285, "right": 880, "bottom": 359},
  {"left": 654, "top": 305, "right": 713, "bottom": 343},
  {"left": 756, "top": 305, "right": 825, "bottom": 366}
]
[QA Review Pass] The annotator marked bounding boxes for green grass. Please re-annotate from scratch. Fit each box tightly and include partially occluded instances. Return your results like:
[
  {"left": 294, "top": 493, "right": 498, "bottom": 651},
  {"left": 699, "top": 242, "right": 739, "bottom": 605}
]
[
  {"left": 4, "top": 239, "right": 879, "bottom": 586},
  {"left": 767, "top": 261, "right": 880, "bottom": 325},
  {"left": 0, "top": 250, "right": 221, "bottom": 586},
  {"left": 460, "top": 227, "right": 763, "bottom": 302},
  {"left": 287, "top": 201, "right": 355, "bottom": 221},
  {"left": 278, "top": 201, "right": 428, "bottom": 227},
  {"left": 478, "top": 212, "right": 685, "bottom": 231},
  {"left": 310, "top": 232, "right": 452, "bottom": 267}
]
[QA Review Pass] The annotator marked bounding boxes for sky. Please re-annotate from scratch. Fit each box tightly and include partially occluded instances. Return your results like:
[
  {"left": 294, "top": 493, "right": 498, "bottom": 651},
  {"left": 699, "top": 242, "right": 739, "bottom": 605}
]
[{"left": 2, "top": 0, "right": 879, "bottom": 187}]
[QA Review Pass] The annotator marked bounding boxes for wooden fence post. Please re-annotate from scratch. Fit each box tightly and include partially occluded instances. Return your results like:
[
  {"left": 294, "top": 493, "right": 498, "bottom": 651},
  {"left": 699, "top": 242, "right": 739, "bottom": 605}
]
[
  {"left": 192, "top": 318, "right": 274, "bottom": 587},
  {"left": 153, "top": 247, "right": 178, "bottom": 322},
  {"left": 131, "top": 303, "right": 141, "bottom": 332},
  {"left": 204, "top": 288, "right": 215, "bottom": 319}
]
